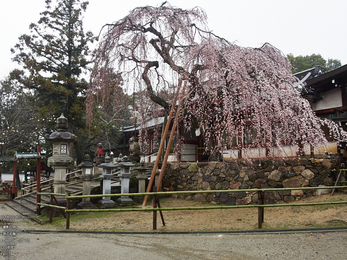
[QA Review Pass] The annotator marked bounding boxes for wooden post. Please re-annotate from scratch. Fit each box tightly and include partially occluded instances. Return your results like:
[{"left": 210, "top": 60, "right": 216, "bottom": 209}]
[
  {"left": 12, "top": 160, "right": 18, "bottom": 199},
  {"left": 49, "top": 193, "right": 53, "bottom": 223},
  {"left": 257, "top": 181, "right": 264, "bottom": 229},
  {"left": 36, "top": 146, "right": 41, "bottom": 213},
  {"left": 37, "top": 188, "right": 41, "bottom": 215},
  {"left": 66, "top": 193, "right": 71, "bottom": 230}
]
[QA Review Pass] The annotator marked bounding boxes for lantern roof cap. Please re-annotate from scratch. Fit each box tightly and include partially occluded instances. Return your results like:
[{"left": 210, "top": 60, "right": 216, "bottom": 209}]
[
  {"left": 46, "top": 114, "right": 77, "bottom": 142},
  {"left": 118, "top": 156, "right": 135, "bottom": 167},
  {"left": 99, "top": 155, "right": 117, "bottom": 169}
]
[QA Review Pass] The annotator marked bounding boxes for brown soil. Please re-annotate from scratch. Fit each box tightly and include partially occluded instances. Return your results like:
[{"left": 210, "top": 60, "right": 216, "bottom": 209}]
[{"left": 28, "top": 193, "right": 347, "bottom": 232}]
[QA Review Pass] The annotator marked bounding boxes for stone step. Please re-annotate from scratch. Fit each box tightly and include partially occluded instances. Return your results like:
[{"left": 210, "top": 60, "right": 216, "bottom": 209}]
[
  {"left": 10, "top": 198, "right": 37, "bottom": 214},
  {"left": 5, "top": 201, "right": 44, "bottom": 224}
]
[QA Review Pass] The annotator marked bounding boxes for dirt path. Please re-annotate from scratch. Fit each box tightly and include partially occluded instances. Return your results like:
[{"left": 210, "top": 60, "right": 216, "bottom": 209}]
[{"left": 1, "top": 197, "right": 347, "bottom": 260}]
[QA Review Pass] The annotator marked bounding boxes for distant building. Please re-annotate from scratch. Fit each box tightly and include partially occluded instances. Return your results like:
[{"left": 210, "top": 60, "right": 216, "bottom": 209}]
[{"left": 298, "top": 64, "right": 347, "bottom": 155}]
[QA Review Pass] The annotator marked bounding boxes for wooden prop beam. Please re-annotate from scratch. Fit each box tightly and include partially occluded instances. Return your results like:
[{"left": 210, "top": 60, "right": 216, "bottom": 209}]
[
  {"left": 142, "top": 79, "right": 183, "bottom": 207},
  {"left": 156, "top": 81, "right": 187, "bottom": 192}
]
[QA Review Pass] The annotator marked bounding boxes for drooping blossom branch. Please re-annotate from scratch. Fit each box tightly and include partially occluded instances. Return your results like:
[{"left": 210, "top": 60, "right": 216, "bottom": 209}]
[{"left": 87, "top": 2, "right": 347, "bottom": 158}]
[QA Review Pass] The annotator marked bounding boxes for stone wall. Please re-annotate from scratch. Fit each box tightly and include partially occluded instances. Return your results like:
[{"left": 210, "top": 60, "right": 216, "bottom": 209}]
[{"left": 162, "top": 158, "right": 344, "bottom": 205}]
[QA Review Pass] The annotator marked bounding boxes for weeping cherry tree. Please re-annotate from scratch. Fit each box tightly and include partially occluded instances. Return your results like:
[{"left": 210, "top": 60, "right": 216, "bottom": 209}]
[{"left": 87, "top": 2, "right": 347, "bottom": 159}]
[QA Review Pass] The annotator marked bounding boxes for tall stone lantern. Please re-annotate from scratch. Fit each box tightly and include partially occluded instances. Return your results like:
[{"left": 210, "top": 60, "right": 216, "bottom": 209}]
[
  {"left": 117, "top": 156, "right": 135, "bottom": 205},
  {"left": 98, "top": 155, "right": 117, "bottom": 208},
  {"left": 46, "top": 114, "right": 76, "bottom": 202},
  {"left": 77, "top": 154, "right": 95, "bottom": 209}
]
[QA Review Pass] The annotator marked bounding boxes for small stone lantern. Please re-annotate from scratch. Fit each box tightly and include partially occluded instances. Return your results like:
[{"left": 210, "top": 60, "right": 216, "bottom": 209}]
[
  {"left": 98, "top": 155, "right": 117, "bottom": 208},
  {"left": 77, "top": 154, "right": 95, "bottom": 209},
  {"left": 46, "top": 114, "right": 76, "bottom": 202},
  {"left": 117, "top": 156, "right": 135, "bottom": 205}
]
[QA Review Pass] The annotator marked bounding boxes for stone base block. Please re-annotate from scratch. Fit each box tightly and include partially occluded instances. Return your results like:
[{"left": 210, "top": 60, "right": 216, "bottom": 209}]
[
  {"left": 98, "top": 199, "right": 116, "bottom": 208},
  {"left": 116, "top": 196, "right": 134, "bottom": 206},
  {"left": 77, "top": 201, "right": 96, "bottom": 209}
]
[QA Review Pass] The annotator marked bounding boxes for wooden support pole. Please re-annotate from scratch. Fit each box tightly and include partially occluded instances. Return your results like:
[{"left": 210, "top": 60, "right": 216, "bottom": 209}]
[
  {"left": 142, "top": 79, "right": 182, "bottom": 207},
  {"left": 157, "top": 81, "right": 187, "bottom": 192},
  {"left": 157, "top": 197, "right": 166, "bottom": 226}
]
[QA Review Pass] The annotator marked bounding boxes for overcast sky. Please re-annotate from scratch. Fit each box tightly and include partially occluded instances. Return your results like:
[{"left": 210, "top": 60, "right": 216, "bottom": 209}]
[{"left": 1, "top": 0, "right": 346, "bottom": 79}]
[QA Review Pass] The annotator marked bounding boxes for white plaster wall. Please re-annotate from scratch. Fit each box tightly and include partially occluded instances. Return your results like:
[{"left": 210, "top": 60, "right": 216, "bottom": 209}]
[
  {"left": 181, "top": 144, "right": 197, "bottom": 162},
  {"left": 242, "top": 148, "right": 267, "bottom": 158},
  {"left": 314, "top": 141, "right": 338, "bottom": 155},
  {"left": 223, "top": 149, "right": 239, "bottom": 159},
  {"left": 312, "top": 88, "right": 342, "bottom": 111},
  {"left": 141, "top": 154, "right": 178, "bottom": 163}
]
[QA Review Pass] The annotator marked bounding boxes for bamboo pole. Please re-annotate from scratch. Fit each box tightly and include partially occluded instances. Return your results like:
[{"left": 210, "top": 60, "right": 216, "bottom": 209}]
[
  {"left": 156, "top": 81, "right": 187, "bottom": 192},
  {"left": 66, "top": 200, "right": 347, "bottom": 213},
  {"left": 142, "top": 79, "right": 183, "bottom": 207},
  {"left": 66, "top": 185, "right": 347, "bottom": 199},
  {"left": 36, "top": 203, "right": 66, "bottom": 209},
  {"left": 37, "top": 192, "right": 66, "bottom": 196}
]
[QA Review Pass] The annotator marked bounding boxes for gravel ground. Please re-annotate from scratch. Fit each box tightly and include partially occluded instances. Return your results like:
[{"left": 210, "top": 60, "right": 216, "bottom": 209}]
[{"left": 1, "top": 204, "right": 347, "bottom": 260}]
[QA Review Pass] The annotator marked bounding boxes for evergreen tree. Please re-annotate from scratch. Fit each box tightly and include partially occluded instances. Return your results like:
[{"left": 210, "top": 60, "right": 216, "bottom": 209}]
[
  {"left": 10, "top": 0, "right": 95, "bottom": 163},
  {"left": 11, "top": 0, "right": 94, "bottom": 132},
  {"left": 287, "top": 53, "right": 341, "bottom": 73}
]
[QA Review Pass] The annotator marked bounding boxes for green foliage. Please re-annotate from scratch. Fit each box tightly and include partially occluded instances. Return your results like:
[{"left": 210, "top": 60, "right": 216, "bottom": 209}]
[
  {"left": 8, "top": 0, "right": 101, "bottom": 164},
  {"left": 10, "top": 0, "right": 95, "bottom": 132},
  {"left": 0, "top": 75, "right": 40, "bottom": 156},
  {"left": 287, "top": 53, "right": 341, "bottom": 73}
]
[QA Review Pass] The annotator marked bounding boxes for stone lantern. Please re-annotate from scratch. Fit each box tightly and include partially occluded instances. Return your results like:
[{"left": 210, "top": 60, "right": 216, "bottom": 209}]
[
  {"left": 117, "top": 156, "right": 135, "bottom": 205},
  {"left": 77, "top": 154, "right": 95, "bottom": 209},
  {"left": 98, "top": 155, "right": 117, "bottom": 208},
  {"left": 46, "top": 114, "right": 76, "bottom": 202}
]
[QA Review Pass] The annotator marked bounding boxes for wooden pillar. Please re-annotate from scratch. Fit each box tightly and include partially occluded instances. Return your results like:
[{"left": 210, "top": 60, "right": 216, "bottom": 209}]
[
  {"left": 36, "top": 146, "right": 41, "bottom": 213},
  {"left": 12, "top": 160, "right": 18, "bottom": 199}
]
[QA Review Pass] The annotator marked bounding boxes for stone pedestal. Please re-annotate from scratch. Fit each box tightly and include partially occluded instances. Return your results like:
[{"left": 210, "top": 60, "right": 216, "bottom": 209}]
[
  {"left": 137, "top": 174, "right": 147, "bottom": 194},
  {"left": 135, "top": 165, "right": 148, "bottom": 194},
  {"left": 117, "top": 173, "right": 133, "bottom": 205},
  {"left": 48, "top": 156, "right": 74, "bottom": 203},
  {"left": 98, "top": 174, "right": 115, "bottom": 208},
  {"left": 116, "top": 156, "right": 135, "bottom": 205},
  {"left": 77, "top": 179, "right": 95, "bottom": 209},
  {"left": 53, "top": 166, "right": 68, "bottom": 195}
]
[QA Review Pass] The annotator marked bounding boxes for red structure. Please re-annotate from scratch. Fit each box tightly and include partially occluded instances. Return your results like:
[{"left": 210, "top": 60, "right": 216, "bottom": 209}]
[{"left": 10, "top": 146, "right": 42, "bottom": 203}]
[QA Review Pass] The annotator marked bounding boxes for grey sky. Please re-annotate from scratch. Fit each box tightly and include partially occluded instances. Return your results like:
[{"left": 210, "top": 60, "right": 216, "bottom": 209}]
[{"left": 1, "top": 0, "right": 346, "bottom": 79}]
